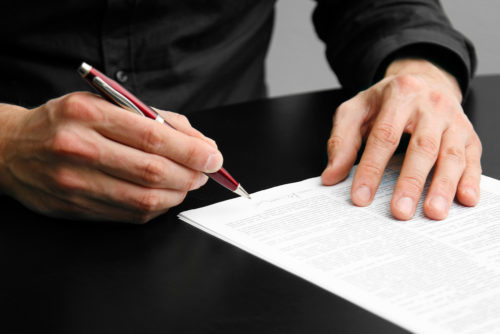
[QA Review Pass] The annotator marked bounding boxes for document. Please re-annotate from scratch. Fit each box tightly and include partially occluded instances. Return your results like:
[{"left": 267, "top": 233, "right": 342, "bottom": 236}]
[{"left": 179, "top": 157, "right": 500, "bottom": 334}]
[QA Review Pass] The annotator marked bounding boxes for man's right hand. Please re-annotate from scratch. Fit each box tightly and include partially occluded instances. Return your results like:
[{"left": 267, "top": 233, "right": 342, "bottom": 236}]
[{"left": 0, "top": 92, "right": 223, "bottom": 223}]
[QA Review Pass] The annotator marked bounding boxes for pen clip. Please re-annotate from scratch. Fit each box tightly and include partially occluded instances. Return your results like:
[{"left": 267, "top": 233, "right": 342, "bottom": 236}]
[{"left": 92, "top": 76, "right": 145, "bottom": 117}]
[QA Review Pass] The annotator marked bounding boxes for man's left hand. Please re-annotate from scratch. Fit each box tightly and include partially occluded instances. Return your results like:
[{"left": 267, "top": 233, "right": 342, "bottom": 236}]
[{"left": 321, "top": 58, "right": 482, "bottom": 220}]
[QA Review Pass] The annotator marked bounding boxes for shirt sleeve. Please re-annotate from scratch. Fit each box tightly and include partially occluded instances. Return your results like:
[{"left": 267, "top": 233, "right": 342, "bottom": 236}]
[{"left": 312, "top": 0, "right": 477, "bottom": 95}]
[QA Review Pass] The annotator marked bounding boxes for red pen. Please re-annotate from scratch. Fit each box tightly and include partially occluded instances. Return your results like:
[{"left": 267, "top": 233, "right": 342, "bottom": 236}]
[{"left": 78, "top": 62, "right": 250, "bottom": 199}]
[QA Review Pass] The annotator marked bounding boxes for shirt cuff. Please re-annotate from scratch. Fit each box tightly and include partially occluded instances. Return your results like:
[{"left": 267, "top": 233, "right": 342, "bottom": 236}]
[{"left": 356, "top": 29, "right": 477, "bottom": 96}]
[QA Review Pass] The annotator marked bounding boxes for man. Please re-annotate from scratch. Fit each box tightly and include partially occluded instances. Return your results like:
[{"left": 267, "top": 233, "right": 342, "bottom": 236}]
[{"left": 0, "top": 1, "right": 480, "bottom": 223}]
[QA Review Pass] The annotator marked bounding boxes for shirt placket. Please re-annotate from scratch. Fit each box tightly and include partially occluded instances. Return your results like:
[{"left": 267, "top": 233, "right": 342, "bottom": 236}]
[{"left": 101, "top": 0, "right": 135, "bottom": 92}]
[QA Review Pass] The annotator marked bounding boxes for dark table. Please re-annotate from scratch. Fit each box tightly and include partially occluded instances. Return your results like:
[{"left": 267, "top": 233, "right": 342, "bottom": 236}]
[{"left": 1, "top": 75, "right": 499, "bottom": 333}]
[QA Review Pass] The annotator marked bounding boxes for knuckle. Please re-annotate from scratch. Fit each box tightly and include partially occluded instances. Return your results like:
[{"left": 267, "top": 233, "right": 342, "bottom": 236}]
[
  {"left": 428, "top": 90, "right": 449, "bottom": 108},
  {"left": 434, "top": 176, "right": 455, "bottom": 194},
  {"left": 399, "top": 174, "right": 425, "bottom": 194},
  {"left": 134, "top": 191, "right": 162, "bottom": 213},
  {"left": 183, "top": 143, "right": 202, "bottom": 168},
  {"left": 370, "top": 122, "right": 399, "bottom": 147},
  {"left": 327, "top": 135, "right": 345, "bottom": 151},
  {"left": 176, "top": 114, "right": 190, "bottom": 125},
  {"left": 410, "top": 134, "right": 439, "bottom": 158},
  {"left": 132, "top": 191, "right": 185, "bottom": 221},
  {"left": 49, "top": 130, "right": 76, "bottom": 155},
  {"left": 392, "top": 74, "right": 424, "bottom": 93},
  {"left": 51, "top": 167, "right": 87, "bottom": 193},
  {"left": 335, "top": 98, "right": 358, "bottom": 118},
  {"left": 440, "top": 146, "right": 465, "bottom": 165},
  {"left": 336, "top": 100, "right": 352, "bottom": 113},
  {"left": 59, "top": 94, "right": 86, "bottom": 116},
  {"left": 141, "top": 127, "right": 163, "bottom": 152},
  {"left": 359, "top": 161, "right": 384, "bottom": 178},
  {"left": 49, "top": 129, "right": 100, "bottom": 161},
  {"left": 58, "top": 93, "right": 102, "bottom": 122},
  {"left": 182, "top": 173, "right": 200, "bottom": 191},
  {"left": 141, "top": 158, "right": 166, "bottom": 185},
  {"left": 428, "top": 89, "right": 458, "bottom": 114}
]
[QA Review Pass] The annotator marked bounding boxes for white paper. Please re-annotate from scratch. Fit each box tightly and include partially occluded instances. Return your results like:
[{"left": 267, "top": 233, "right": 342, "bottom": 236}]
[{"left": 179, "top": 158, "right": 500, "bottom": 334}]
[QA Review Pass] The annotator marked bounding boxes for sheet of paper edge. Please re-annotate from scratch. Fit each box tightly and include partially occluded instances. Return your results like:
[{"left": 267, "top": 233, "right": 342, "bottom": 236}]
[{"left": 178, "top": 173, "right": 498, "bottom": 334}]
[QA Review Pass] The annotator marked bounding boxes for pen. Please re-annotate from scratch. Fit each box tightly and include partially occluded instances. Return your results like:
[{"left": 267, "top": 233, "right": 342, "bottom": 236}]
[{"left": 78, "top": 62, "right": 251, "bottom": 199}]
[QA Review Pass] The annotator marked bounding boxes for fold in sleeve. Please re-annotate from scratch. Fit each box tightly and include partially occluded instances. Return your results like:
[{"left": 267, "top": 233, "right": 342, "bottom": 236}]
[{"left": 312, "top": 0, "right": 477, "bottom": 95}]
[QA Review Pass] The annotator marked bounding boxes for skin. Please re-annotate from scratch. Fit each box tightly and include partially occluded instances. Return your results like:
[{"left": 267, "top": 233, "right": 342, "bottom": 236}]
[
  {"left": 0, "top": 58, "right": 482, "bottom": 223},
  {"left": 0, "top": 92, "right": 223, "bottom": 223},
  {"left": 321, "top": 58, "right": 482, "bottom": 221}
]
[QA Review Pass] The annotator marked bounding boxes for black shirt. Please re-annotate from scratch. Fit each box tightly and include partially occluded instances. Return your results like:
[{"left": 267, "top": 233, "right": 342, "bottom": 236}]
[{"left": 0, "top": 0, "right": 476, "bottom": 114}]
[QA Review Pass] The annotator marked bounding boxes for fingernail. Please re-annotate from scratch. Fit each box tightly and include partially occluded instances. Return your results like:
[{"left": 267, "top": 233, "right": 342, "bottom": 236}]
[
  {"left": 354, "top": 185, "right": 371, "bottom": 205},
  {"left": 204, "top": 152, "right": 223, "bottom": 173},
  {"left": 191, "top": 173, "right": 209, "bottom": 190},
  {"left": 429, "top": 195, "right": 448, "bottom": 215},
  {"left": 396, "top": 197, "right": 414, "bottom": 217}
]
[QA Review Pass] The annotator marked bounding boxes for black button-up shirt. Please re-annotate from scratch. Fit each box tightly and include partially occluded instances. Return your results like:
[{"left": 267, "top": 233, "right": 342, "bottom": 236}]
[{"left": 1, "top": 0, "right": 476, "bottom": 114}]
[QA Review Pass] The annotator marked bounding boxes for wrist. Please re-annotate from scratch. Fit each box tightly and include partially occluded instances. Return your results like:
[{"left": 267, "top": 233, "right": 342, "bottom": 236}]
[
  {"left": 385, "top": 58, "right": 463, "bottom": 102},
  {"left": 0, "top": 104, "right": 31, "bottom": 195}
]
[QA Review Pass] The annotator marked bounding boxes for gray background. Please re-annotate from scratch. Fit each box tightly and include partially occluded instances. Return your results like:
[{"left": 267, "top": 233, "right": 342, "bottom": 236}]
[{"left": 266, "top": 0, "right": 500, "bottom": 97}]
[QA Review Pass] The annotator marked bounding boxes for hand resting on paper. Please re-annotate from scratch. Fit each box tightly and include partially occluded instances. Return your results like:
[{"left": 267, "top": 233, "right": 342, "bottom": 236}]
[{"left": 321, "top": 58, "right": 482, "bottom": 221}]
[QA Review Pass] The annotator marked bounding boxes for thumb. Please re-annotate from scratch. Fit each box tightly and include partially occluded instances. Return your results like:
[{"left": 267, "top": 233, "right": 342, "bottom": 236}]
[{"left": 321, "top": 99, "right": 365, "bottom": 186}]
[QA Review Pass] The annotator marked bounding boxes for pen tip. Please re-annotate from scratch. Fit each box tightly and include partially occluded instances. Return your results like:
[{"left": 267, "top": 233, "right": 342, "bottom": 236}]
[{"left": 234, "top": 184, "right": 251, "bottom": 199}]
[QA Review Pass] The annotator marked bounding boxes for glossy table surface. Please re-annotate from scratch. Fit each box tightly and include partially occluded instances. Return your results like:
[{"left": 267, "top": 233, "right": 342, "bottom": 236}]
[{"left": 1, "top": 75, "right": 499, "bottom": 333}]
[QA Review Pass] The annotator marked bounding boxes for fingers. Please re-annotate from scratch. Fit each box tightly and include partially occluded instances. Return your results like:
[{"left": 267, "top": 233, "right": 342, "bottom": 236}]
[
  {"left": 336, "top": 77, "right": 481, "bottom": 221},
  {"left": 46, "top": 165, "right": 189, "bottom": 223},
  {"left": 83, "top": 171, "right": 188, "bottom": 222},
  {"left": 351, "top": 84, "right": 414, "bottom": 207},
  {"left": 49, "top": 93, "right": 222, "bottom": 173},
  {"left": 392, "top": 117, "right": 481, "bottom": 220},
  {"left": 422, "top": 128, "right": 466, "bottom": 220},
  {"left": 6, "top": 157, "right": 187, "bottom": 224},
  {"left": 17, "top": 182, "right": 167, "bottom": 223},
  {"left": 17, "top": 143, "right": 197, "bottom": 223},
  {"left": 153, "top": 108, "right": 218, "bottom": 148},
  {"left": 389, "top": 112, "right": 445, "bottom": 219},
  {"left": 88, "top": 101, "right": 223, "bottom": 173},
  {"left": 91, "top": 130, "right": 210, "bottom": 191},
  {"left": 321, "top": 63, "right": 482, "bottom": 221},
  {"left": 58, "top": 94, "right": 215, "bottom": 187},
  {"left": 456, "top": 136, "right": 482, "bottom": 207},
  {"left": 321, "top": 93, "right": 369, "bottom": 186}
]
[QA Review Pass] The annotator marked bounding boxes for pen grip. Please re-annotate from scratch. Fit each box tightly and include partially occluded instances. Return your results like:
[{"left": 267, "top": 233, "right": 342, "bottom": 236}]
[{"left": 79, "top": 63, "right": 240, "bottom": 194}]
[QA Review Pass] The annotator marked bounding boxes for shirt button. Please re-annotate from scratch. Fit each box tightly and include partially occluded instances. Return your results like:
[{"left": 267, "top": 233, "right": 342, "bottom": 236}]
[{"left": 115, "top": 70, "right": 129, "bottom": 83}]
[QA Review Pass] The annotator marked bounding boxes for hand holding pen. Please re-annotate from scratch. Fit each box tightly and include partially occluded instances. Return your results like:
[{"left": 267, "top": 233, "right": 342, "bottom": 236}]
[
  {"left": 0, "top": 66, "right": 248, "bottom": 223},
  {"left": 78, "top": 62, "right": 250, "bottom": 199}
]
